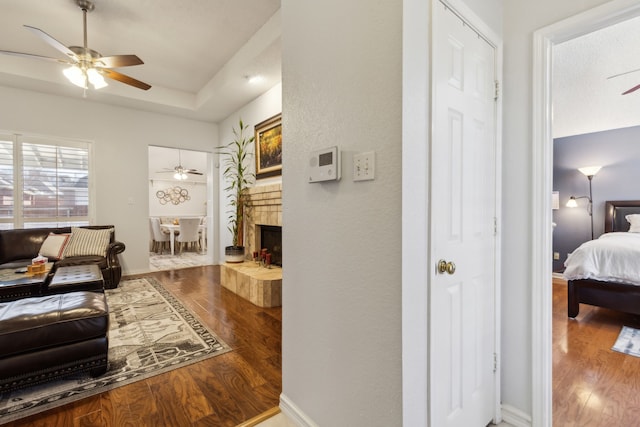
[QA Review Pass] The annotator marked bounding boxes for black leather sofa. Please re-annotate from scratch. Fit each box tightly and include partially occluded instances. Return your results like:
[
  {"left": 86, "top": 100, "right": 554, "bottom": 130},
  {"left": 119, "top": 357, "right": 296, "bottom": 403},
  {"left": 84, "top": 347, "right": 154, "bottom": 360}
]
[{"left": 0, "top": 225, "right": 125, "bottom": 289}]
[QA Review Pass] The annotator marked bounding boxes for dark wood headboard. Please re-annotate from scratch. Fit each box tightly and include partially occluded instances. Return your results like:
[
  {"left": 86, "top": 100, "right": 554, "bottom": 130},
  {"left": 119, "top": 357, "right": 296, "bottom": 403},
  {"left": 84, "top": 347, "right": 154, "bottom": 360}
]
[{"left": 605, "top": 200, "right": 640, "bottom": 232}]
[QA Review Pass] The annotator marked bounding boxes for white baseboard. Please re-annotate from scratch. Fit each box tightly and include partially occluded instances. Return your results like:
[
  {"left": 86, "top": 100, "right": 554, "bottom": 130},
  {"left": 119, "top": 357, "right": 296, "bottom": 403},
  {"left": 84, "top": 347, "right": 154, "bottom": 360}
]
[
  {"left": 280, "top": 395, "right": 532, "bottom": 427},
  {"left": 279, "top": 394, "right": 319, "bottom": 427},
  {"left": 501, "top": 404, "right": 532, "bottom": 427}
]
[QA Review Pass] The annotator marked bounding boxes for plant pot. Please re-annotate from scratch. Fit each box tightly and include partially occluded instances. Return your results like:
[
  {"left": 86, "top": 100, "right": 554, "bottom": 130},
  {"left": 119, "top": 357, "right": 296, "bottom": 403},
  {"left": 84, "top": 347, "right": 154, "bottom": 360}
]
[{"left": 225, "top": 246, "right": 245, "bottom": 263}]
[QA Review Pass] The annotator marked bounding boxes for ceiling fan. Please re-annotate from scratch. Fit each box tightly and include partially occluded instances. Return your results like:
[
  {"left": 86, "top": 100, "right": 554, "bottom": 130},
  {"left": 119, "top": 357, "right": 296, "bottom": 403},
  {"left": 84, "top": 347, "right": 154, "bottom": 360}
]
[
  {"left": 0, "top": 0, "right": 151, "bottom": 91},
  {"left": 607, "top": 67, "right": 640, "bottom": 95},
  {"left": 158, "top": 150, "right": 204, "bottom": 180}
]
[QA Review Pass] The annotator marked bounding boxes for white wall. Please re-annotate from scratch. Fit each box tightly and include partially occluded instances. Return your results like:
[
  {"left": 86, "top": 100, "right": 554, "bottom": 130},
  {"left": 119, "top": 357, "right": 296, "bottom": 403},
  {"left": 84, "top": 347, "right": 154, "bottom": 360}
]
[
  {"left": 148, "top": 181, "right": 208, "bottom": 218},
  {"left": 501, "top": 0, "right": 611, "bottom": 418},
  {"left": 0, "top": 85, "right": 218, "bottom": 275},
  {"left": 217, "top": 83, "right": 282, "bottom": 263},
  {"left": 281, "top": 1, "right": 402, "bottom": 425}
]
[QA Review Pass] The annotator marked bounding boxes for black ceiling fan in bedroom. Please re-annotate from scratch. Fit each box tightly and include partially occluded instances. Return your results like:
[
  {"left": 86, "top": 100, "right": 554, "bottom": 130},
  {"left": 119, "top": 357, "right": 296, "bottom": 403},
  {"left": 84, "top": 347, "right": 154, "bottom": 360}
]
[
  {"left": 607, "top": 66, "right": 640, "bottom": 95},
  {"left": 0, "top": 0, "right": 151, "bottom": 91}
]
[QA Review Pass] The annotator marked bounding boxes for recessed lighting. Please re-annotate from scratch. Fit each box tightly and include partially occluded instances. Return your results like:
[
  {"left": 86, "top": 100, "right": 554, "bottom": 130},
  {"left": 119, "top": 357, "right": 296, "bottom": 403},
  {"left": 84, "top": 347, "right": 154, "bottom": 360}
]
[{"left": 246, "top": 75, "right": 264, "bottom": 84}]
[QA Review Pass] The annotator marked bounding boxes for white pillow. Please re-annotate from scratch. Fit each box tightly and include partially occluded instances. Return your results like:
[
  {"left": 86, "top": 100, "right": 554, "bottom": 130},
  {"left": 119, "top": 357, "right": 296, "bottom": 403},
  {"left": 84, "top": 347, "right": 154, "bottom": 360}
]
[
  {"left": 39, "top": 233, "right": 71, "bottom": 260},
  {"left": 62, "top": 227, "right": 113, "bottom": 258},
  {"left": 626, "top": 214, "right": 640, "bottom": 233}
]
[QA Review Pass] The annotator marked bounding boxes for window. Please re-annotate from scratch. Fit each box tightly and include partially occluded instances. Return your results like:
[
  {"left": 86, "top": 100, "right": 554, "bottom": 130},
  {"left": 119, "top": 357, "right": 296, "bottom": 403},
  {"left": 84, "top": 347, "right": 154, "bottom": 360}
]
[{"left": 0, "top": 133, "right": 92, "bottom": 229}]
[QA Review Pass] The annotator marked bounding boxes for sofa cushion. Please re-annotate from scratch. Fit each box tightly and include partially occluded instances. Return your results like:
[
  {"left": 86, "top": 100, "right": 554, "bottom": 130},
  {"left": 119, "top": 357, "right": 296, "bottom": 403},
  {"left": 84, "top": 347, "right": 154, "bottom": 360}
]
[
  {"left": 63, "top": 228, "right": 113, "bottom": 258},
  {"left": 57, "top": 255, "right": 107, "bottom": 270},
  {"left": 0, "top": 292, "right": 109, "bottom": 359},
  {"left": 39, "top": 233, "right": 71, "bottom": 260}
]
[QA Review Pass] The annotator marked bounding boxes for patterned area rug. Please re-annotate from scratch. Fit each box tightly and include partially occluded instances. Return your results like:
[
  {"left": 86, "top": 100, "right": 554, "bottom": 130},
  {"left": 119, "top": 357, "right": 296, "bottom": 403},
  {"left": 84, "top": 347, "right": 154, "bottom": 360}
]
[
  {"left": 612, "top": 325, "right": 640, "bottom": 357},
  {"left": 0, "top": 277, "right": 231, "bottom": 425},
  {"left": 149, "top": 251, "right": 210, "bottom": 271}
]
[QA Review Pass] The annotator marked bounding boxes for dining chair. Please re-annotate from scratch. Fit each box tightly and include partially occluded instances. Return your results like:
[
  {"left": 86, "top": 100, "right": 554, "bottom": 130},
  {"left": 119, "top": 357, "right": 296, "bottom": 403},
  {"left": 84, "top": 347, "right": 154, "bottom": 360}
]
[
  {"left": 199, "top": 216, "right": 207, "bottom": 248},
  {"left": 150, "top": 217, "right": 171, "bottom": 254},
  {"left": 149, "top": 217, "right": 155, "bottom": 251},
  {"left": 175, "top": 218, "right": 201, "bottom": 253}
]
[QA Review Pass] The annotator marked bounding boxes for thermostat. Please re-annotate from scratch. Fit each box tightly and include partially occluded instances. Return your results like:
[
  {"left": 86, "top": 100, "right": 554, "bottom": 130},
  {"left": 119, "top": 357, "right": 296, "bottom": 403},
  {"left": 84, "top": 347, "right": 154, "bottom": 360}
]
[{"left": 308, "top": 146, "right": 341, "bottom": 183}]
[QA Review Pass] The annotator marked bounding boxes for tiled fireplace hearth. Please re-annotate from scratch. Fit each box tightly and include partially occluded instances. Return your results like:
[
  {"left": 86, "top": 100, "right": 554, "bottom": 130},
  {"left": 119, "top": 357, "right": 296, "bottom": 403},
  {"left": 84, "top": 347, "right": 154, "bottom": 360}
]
[{"left": 220, "top": 183, "right": 282, "bottom": 307}]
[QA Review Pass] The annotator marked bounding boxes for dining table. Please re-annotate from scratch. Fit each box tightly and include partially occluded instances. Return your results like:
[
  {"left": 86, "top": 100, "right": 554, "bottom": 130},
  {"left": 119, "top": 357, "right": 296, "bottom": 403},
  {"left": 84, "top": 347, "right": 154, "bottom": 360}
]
[{"left": 160, "top": 222, "right": 206, "bottom": 256}]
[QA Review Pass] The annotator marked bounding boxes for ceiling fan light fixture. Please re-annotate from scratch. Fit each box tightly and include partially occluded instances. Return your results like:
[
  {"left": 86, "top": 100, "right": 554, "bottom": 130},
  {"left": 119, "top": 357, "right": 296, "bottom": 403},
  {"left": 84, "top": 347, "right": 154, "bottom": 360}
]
[
  {"left": 63, "top": 65, "right": 87, "bottom": 88},
  {"left": 174, "top": 172, "right": 188, "bottom": 180},
  {"left": 87, "top": 67, "right": 107, "bottom": 89}
]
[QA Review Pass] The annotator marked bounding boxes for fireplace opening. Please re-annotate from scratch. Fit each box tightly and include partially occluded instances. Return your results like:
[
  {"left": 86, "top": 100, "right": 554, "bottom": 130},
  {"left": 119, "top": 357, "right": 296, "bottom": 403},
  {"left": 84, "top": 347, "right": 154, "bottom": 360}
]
[{"left": 259, "top": 225, "right": 282, "bottom": 267}]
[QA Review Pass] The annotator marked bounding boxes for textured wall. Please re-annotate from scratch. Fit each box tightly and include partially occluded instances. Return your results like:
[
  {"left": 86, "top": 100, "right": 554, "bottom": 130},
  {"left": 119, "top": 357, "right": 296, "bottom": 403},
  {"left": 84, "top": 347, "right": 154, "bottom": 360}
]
[{"left": 281, "top": 0, "right": 403, "bottom": 425}]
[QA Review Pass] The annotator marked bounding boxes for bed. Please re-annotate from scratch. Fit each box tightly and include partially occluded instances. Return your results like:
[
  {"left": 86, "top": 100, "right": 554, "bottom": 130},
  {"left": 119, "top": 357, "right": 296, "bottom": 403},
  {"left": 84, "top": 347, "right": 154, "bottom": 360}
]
[{"left": 564, "top": 200, "right": 640, "bottom": 318}]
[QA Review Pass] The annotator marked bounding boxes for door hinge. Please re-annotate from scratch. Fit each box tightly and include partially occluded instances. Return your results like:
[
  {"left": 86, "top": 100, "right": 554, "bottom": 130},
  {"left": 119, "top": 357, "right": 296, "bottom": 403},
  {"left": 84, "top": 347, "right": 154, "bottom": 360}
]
[
  {"left": 493, "top": 353, "right": 498, "bottom": 372},
  {"left": 493, "top": 217, "right": 497, "bottom": 236},
  {"left": 494, "top": 80, "right": 499, "bottom": 101}
]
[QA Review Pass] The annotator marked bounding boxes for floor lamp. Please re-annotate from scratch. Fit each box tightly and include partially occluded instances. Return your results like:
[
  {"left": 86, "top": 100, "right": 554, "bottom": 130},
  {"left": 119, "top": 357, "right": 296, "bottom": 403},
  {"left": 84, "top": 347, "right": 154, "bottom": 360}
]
[{"left": 566, "top": 165, "right": 602, "bottom": 240}]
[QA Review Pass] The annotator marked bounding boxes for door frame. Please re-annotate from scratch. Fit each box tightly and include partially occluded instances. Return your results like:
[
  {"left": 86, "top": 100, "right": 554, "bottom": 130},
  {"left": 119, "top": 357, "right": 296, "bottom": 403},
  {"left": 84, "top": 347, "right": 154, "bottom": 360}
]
[
  {"left": 531, "top": 0, "right": 640, "bottom": 424},
  {"left": 402, "top": 0, "right": 503, "bottom": 424}
]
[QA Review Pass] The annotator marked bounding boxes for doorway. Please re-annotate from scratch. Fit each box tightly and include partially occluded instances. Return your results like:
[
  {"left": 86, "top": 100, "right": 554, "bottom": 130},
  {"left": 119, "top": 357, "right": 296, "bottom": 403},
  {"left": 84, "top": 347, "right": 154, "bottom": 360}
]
[
  {"left": 148, "top": 145, "right": 213, "bottom": 271},
  {"left": 532, "top": 1, "right": 640, "bottom": 424}
]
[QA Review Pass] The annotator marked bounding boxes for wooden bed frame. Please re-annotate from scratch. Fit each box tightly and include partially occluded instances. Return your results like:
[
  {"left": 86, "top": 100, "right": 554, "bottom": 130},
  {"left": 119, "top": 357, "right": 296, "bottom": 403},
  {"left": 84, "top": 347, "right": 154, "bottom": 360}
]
[{"left": 568, "top": 200, "right": 640, "bottom": 318}]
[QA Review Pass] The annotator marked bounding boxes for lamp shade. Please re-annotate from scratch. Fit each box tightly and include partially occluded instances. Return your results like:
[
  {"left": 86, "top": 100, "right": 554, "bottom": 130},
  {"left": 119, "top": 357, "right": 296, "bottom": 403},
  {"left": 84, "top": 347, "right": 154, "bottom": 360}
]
[
  {"left": 174, "top": 172, "right": 188, "bottom": 180},
  {"left": 87, "top": 68, "right": 108, "bottom": 89},
  {"left": 63, "top": 66, "right": 87, "bottom": 88},
  {"left": 578, "top": 165, "right": 602, "bottom": 177},
  {"left": 566, "top": 197, "right": 578, "bottom": 208}
]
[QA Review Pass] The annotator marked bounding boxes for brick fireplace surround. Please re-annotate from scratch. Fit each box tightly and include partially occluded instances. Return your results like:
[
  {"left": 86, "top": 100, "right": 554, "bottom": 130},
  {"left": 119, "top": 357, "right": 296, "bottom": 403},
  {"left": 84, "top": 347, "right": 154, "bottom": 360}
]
[
  {"left": 220, "top": 183, "right": 282, "bottom": 307},
  {"left": 243, "top": 183, "right": 282, "bottom": 261}
]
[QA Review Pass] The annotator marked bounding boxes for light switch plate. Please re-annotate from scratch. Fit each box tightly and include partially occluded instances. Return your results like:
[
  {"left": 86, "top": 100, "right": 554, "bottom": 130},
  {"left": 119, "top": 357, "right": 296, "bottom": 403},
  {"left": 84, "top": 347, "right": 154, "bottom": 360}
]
[{"left": 353, "top": 151, "right": 375, "bottom": 181}]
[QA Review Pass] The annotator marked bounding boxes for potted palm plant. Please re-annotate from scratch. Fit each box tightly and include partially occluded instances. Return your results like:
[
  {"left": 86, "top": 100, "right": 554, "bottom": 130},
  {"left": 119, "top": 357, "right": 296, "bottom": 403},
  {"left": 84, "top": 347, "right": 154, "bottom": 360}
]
[{"left": 218, "top": 119, "right": 255, "bottom": 262}]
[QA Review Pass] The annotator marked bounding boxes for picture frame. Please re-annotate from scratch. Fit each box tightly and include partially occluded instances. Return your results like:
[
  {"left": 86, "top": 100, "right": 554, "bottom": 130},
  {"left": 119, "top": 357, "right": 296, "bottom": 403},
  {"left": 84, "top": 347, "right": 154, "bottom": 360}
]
[{"left": 254, "top": 113, "right": 282, "bottom": 179}]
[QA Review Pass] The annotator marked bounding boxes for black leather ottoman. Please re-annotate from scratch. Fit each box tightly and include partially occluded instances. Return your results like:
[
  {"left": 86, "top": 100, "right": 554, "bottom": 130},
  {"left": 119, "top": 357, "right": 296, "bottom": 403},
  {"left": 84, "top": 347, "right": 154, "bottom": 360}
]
[
  {"left": 0, "top": 291, "right": 109, "bottom": 392},
  {"left": 45, "top": 264, "right": 105, "bottom": 295}
]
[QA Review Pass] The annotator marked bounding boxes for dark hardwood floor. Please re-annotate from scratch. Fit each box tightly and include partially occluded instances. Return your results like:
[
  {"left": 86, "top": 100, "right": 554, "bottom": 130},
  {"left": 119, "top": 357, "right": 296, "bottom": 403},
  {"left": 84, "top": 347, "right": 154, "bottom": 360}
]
[
  {"left": 4, "top": 265, "right": 281, "bottom": 427},
  {"left": 553, "top": 278, "right": 640, "bottom": 426}
]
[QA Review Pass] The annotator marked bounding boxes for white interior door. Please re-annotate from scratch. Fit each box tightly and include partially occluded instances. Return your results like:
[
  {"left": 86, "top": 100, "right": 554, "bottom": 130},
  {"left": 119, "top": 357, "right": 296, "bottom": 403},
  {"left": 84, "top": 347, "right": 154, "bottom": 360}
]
[{"left": 429, "top": 2, "right": 498, "bottom": 426}]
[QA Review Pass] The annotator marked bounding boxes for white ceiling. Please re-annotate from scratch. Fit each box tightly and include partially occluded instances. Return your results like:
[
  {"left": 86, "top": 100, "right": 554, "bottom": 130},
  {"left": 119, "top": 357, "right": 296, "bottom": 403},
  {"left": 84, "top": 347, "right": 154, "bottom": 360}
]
[
  {"left": 0, "top": 0, "right": 281, "bottom": 123},
  {"left": 6, "top": 2, "right": 634, "bottom": 136},
  {"left": 553, "top": 15, "right": 640, "bottom": 139}
]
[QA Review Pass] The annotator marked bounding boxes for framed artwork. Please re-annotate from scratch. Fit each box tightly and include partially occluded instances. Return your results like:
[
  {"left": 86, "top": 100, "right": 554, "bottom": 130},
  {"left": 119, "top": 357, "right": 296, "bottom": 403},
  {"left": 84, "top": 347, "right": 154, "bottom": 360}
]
[{"left": 255, "top": 113, "right": 282, "bottom": 179}]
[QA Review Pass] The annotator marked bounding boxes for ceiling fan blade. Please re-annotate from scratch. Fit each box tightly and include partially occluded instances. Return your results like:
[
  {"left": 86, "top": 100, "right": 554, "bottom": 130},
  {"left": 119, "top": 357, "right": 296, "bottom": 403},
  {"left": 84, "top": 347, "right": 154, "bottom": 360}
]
[
  {"left": 0, "top": 49, "right": 69, "bottom": 64},
  {"left": 607, "top": 67, "right": 640, "bottom": 80},
  {"left": 24, "top": 25, "right": 77, "bottom": 60},
  {"left": 622, "top": 83, "right": 640, "bottom": 95},
  {"left": 95, "top": 55, "right": 144, "bottom": 68},
  {"left": 186, "top": 171, "right": 203, "bottom": 175},
  {"left": 101, "top": 68, "right": 151, "bottom": 90}
]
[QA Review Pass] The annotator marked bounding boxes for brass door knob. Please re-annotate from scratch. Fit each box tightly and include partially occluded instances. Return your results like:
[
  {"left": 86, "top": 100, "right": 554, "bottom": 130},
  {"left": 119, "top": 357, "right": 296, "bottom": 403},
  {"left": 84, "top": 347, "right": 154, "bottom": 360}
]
[{"left": 437, "top": 259, "right": 456, "bottom": 275}]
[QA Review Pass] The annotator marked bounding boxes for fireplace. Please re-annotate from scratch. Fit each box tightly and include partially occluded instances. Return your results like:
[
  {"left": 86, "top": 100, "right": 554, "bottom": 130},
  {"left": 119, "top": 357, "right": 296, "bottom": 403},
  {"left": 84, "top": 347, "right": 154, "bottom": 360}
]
[
  {"left": 243, "top": 183, "right": 282, "bottom": 263},
  {"left": 259, "top": 225, "right": 282, "bottom": 266}
]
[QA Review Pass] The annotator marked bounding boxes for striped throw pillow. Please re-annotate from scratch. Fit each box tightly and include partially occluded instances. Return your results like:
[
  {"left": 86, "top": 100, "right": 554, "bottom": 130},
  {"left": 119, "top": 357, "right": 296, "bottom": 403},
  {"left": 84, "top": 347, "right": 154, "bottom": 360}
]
[
  {"left": 62, "top": 227, "right": 113, "bottom": 258},
  {"left": 39, "top": 233, "right": 71, "bottom": 260}
]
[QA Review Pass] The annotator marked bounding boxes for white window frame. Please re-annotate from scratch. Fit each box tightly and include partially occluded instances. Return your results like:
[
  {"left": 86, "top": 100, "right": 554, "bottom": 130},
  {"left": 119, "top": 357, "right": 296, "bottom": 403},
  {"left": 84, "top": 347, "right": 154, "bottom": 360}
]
[{"left": 0, "top": 131, "right": 95, "bottom": 229}]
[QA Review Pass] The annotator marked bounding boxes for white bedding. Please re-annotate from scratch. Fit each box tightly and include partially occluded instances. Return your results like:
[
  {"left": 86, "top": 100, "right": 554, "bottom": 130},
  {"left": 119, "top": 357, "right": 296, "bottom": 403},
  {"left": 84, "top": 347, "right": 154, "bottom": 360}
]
[{"left": 563, "top": 232, "right": 640, "bottom": 286}]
